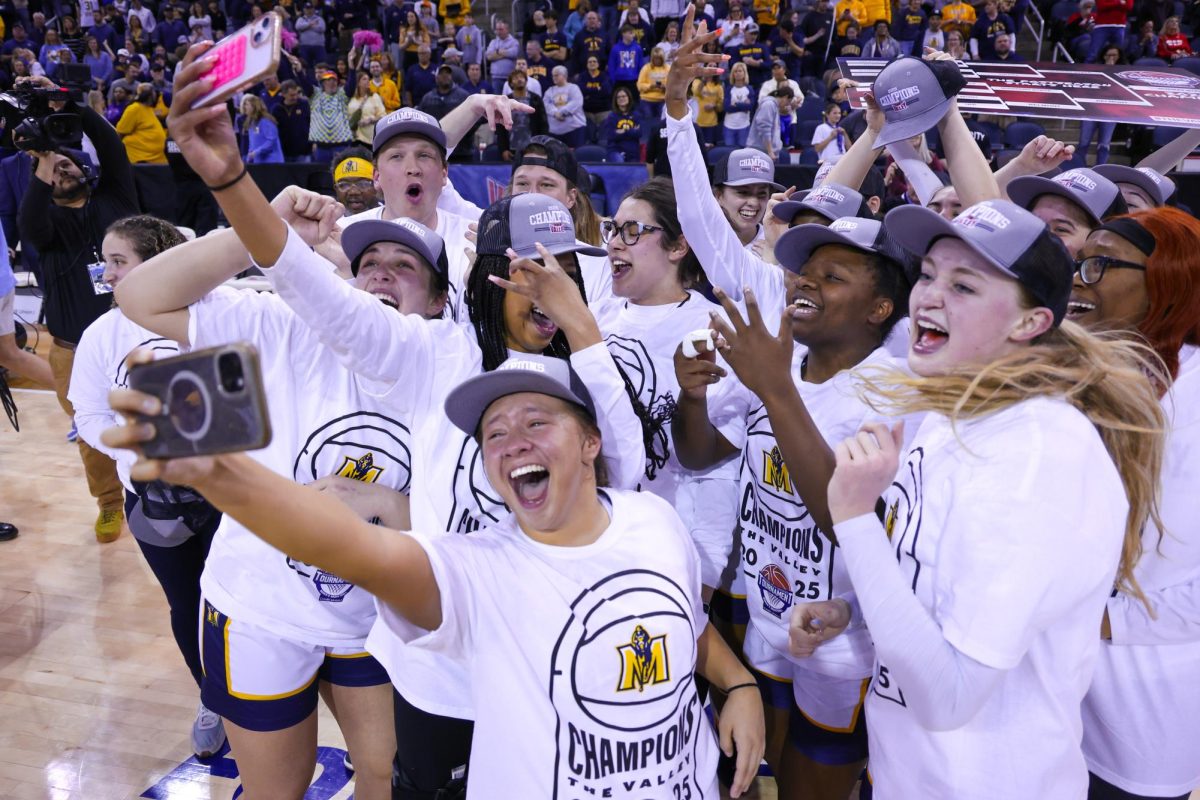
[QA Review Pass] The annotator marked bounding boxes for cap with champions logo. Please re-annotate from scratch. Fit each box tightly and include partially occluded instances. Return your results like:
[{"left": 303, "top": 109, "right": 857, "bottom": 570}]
[
  {"left": 885, "top": 199, "right": 1074, "bottom": 324},
  {"left": 1093, "top": 164, "right": 1176, "bottom": 207},
  {"left": 476, "top": 194, "right": 607, "bottom": 260},
  {"left": 772, "top": 182, "right": 868, "bottom": 224},
  {"left": 712, "top": 148, "right": 786, "bottom": 192},
  {"left": 372, "top": 107, "right": 448, "bottom": 155},
  {"left": 871, "top": 56, "right": 967, "bottom": 149},
  {"left": 775, "top": 215, "right": 914, "bottom": 276},
  {"left": 445, "top": 352, "right": 596, "bottom": 435},
  {"left": 341, "top": 217, "right": 449, "bottom": 278},
  {"left": 1007, "top": 167, "right": 1128, "bottom": 226}
]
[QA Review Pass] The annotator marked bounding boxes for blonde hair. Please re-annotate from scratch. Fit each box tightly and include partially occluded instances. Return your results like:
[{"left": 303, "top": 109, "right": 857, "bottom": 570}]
[{"left": 857, "top": 322, "right": 1167, "bottom": 606}]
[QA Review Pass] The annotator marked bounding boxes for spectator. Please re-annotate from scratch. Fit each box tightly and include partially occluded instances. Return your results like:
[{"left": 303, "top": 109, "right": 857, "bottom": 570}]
[
  {"left": 485, "top": 17, "right": 520, "bottom": 94},
  {"left": 830, "top": 22, "right": 865, "bottom": 64},
  {"left": 693, "top": 74, "right": 724, "bottom": 145},
  {"left": 403, "top": 46, "right": 438, "bottom": 107},
  {"left": 812, "top": 101, "right": 851, "bottom": 163},
  {"left": 578, "top": 54, "right": 613, "bottom": 137},
  {"left": 46, "top": 48, "right": 77, "bottom": 84},
  {"left": 115, "top": 83, "right": 167, "bottom": 164},
  {"left": 894, "top": 0, "right": 926, "bottom": 54},
  {"left": 438, "top": 19, "right": 459, "bottom": 53},
  {"left": 922, "top": 11, "right": 948, "bottom": 53},
  {"left": 440, "top": 47, "right": 468, "bottom": 84},
  {"left": 651, "top": 0, "right": 687, "bottom": 42},
  {"left": 156, "top": 6, "right": 188, "bottom": 53},
  {"left": 1077, "top": 44, "right": 1122, "bottom": 163},
  {"left": 524, "top": 39, "right": 551, "bottom": 91},
  {"left": 347, "top": 73, "right": 385, "bottom": 147},
  {"left": 127, "top": 0, "right": 156, "bottom": 34},
  {"left": 1065, "top": 0, "right": 1097, "bottom": 60},
  {"left": 572, "top": 11, "right": 609, "bottom": 75},
  {"left": 637, "top": 46, "right": 670, "bottom": 121},
  {"left": 419, "top": 64, "right": 469, "bottom": 119},
  {"left": 800, "top": 0, "right": 833, "bottom": 75},
  {"left": 969, "top": 0, "right": 1016, "bottom": 60},
  {"left": 419, "top": 2, "right": 442, "bottom": 38},
  {"left": 106, "top": 84, "right": 130, "bottom": 125},
  {"left": 990, "top": 31, "right": 1025, "bottom": 60},
  {"left": 564, "top": 0, "right": 591, "bottom": 42},
  {"left": 126, "top": 16, "right": 151, "bottom": 52},
  {"left": 504, "top": 58, "right": 545, "bottom": 95},
  {"left": 295, "top": 4, "right": 328, "bottom": 68},
  {"left": 597, "top": 0, "right": 620, "bottom": 39},
  {"left": 19, "top": 89, "right": 138, "bottom": 543},
  {"left": 463, "top": 62, "right": 488, "bottom": 94},
  {"left": 1126, "top": 18, "right": 1159, "bottom": 59},
  {"left": 309, "top": 69, "right": 354, "bottom": 164},
  {"left": 367, "top": 57, "right": 402, "bottom": 111},
  {"left": 538, "top": 9, "right": 570, "bottom": 62},
  {"left": 608, "top": 25, "right": 645, "bottom": 94},
  {"left": 87, "top": 90, "right": 108, "bottom": 119},
  {"left": 438, "top": 0, "right": 470, "bottom": 28},
  {"left": 720, "top": 2, "right": 754, "bottom": 48},
  {"left": 941, "top": 0, "right": 978, "bottom": 37},
  {"left": 241, "top": 94, "right": 284, "bottom": 164},
  {"left": 544, "top": 65, "right": 587, "bottom": 147},
  {"left": 747, "top": 84, "right": 793, "bottom": 160},
  {"left": 1157, "top": 16, "right": 1193, "bottom": 59},
  {"left": 331, "top": 146, "right": 380, "bottom": 215},
  {"left": 207, "top": 0, "right": 227, "bottom": 38},
  {"left": 724, "top": 61, "right": 755, "bottom": 146},
  {"left": 833, "top": 0, "right": 868, "bottom": 35},
  {"left": 601, "top": 85, "right": 642, "bottom": 161},
  {"left": 767, "top": 16, "right": 806, "bottom": 79},
  {"left": 188, "top": 2, "right": 213, "bottom": 40},
  {"left": 456, "top": 11, "right": 486, "bottom": 65},
  {"left": 735, "top": 24, "right": 772, "bottom": 86},
  {"left": 400, "top": 10, "right": 432, "bottom": 71},
  {"left": 378, "top": 52, "right": 403, "bottom": 87},
  {"left": 524, "top": 7, "right": 548, "bottom": 45},
  {"left": 945, "top": 28, "right": 968, "bottom": 59},
  {"left": 2, "top": 24, "right": 31, "bottom": 64},
  {"left": 863, "top": 19, "right": 904, "bottom": 57},
  {"left": 147, "top": 64, "right": 173, "bottom": 113},
  {"left": 38, "top": 29, "right": 69, "bottom": 73},
  {"left": 60, "top": 16, "right": 87, "bottom": 61},
  {"left": 275, "top": 80, "right": 314, "bottom": 161},
  {"left": 83, "top": 36, "right": 113, "bottom": 88},
  {"left": 1089, "top": 0, "right": 1134, "bottom": 60},
  {"left": 334, "top": 0, "right": 369, "bottom": 40},
  {"left": 257, "top": 74, "right": 284, "bottom": 110},
  {"left": 759, "top": 59, "right": 802, "bottom": 102},
  {"left": 496, "top": 69, "right": 548, "bottom": 159},
  {"left": 30, "top": 13, "right": 49, "bottom": 47},
  {"left": 91, "top": 12, "right": 124, "bottom": 56}
]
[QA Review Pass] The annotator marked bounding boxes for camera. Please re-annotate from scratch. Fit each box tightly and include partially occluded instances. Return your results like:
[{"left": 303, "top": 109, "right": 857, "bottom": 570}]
[{"left": 0, "top": 65, "right": 92, "bottom": 152}]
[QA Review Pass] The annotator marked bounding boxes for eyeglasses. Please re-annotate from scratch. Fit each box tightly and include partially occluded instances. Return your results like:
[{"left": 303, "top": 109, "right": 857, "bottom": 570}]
[
  {"left": 337, "top": 178, "right": 374, "bottom": 190},
  {"left": 1074, "top": 255, "right": 1146, "bottom": 285},
  {"left": 601, "top": 219, "right": 663, "bottom": 246}
]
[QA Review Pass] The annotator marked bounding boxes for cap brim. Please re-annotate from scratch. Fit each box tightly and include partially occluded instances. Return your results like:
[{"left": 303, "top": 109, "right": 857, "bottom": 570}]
[
  {"left": 514, "top": 239, "right": 607, "bottom": 259},
  {"left": 774, "top": 223, "right": 871, "bottom": 272},
  {"left": 874, "top": 96, "right": 954, "bottom": 149},
  {"left": 1093, "top": 164, "right": 1172, "bottom": 206},
  {"left": 1006, "top": 175, "right": 1102, "bottom": 225},
  {"left": 722, "top": 176, "right": 787, "bottom": 192},
  {"left": 342, "top": 219, "right": 441, "bottom": 275},
  {"left": 886, "top": 204, "right": 1015, "bottom": 278},
  {"left": 445, "top": 370, "right": 586, "bottom": 434}
]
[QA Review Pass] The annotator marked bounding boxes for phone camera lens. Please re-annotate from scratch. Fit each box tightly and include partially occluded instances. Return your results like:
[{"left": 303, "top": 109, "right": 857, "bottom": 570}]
[{"left": 218, "top": 352, "right": 246, "bottom": 393}]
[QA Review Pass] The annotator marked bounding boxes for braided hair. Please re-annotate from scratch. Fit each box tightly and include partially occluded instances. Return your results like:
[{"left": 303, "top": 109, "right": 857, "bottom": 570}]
[{"left": 105, "top": 215, "right": 187, "bottom": 262}]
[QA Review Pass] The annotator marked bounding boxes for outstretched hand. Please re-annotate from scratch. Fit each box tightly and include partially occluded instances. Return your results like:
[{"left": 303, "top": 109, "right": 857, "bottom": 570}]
[
  {"left": 709, "top": 286, "right": 795, "bottom": 402},
  {"left": 477, "top": 94, "right": 536, "bottom": 130},
  {"left": 1014, "top": 134, "right": 1075, "bottom": 175},
  {"left": 665, "top": 4, "right": 728, "bottom": 119},
  {"left": 167, "top": 41, "right": 244, "bottom": 187},
  {"left": 827, "top": 421, "right": 905, "bottom": 524}
]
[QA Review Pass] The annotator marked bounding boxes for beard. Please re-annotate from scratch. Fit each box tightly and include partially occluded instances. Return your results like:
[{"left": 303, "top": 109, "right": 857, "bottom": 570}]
[{"left": 51, "top": 175, "right": 87, "bottom": 202}]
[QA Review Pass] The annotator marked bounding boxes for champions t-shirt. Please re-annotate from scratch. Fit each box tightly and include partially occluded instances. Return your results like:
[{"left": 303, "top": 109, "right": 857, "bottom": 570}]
[
  {"left": 382, "top": 489, "right": 721, "bottom": 799},
  {"left": 866, "top": 397, "right": 1129, "bottom": 800}
]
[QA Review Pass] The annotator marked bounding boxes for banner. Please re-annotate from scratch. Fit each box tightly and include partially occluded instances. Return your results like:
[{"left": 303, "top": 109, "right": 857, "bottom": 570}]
[
  {"left": 448, "top": 163, "right": 650, "bottom": 215},
  {"left": 838, "top": 58, "right": 1200, "bottom": 128}
]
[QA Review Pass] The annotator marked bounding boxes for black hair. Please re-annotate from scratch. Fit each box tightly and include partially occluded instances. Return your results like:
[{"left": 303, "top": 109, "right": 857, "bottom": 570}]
[
  {"left": 465, "top": 253, "right": 584, "bottom": 371},
  {"left": 105, "top": 214, "right": 186, "bottom": 261},
  {"left": 867, "top": 252, "right": 912, "bottom": 340},
  {"left": 1102, "top": 191, "right": 1130, "bottom": 221}
]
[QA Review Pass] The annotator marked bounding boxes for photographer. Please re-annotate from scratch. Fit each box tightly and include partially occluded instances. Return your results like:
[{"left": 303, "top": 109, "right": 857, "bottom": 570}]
[{"left": 17, "top": 75, "right": 139, "bottom": 543}]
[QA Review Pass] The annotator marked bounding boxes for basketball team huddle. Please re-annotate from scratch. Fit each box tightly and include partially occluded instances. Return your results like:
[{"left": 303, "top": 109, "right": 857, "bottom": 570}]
[{"left": 66, "top": 9, "right": 1198, "bottom": 800}]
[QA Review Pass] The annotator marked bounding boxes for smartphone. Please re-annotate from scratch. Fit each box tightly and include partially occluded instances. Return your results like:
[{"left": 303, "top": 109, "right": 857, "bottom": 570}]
[
  {"left": 191, "top": 15, "right": 282, "bottom": 109},
  {"left": 128, "top": 343, "right": 272, "bottom": 459}
]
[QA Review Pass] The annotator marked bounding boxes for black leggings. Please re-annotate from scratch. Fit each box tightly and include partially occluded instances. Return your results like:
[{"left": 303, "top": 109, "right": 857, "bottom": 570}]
[
  {"left": 124, "top": 490, "right": 219, "bottom": 688},
  {"left": 392, "top": 689, "right": 474, "bottom": 799},
  {"left": 1088, "top": 772, "right": 1190, "bottom": 800}
]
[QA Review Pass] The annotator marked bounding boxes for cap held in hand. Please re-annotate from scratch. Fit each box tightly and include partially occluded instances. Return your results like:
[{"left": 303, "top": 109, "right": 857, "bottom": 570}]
[{"left": 871, "top": 56, "right": 966, "bottom": 149}]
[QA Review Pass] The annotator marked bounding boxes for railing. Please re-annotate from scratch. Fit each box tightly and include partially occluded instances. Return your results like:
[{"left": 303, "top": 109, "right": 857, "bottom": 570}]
[
  {"left": 1052, "top": 40, "right": 1075, "bottom": 62},
  {"left": 1026, "top": 1, "right": 1047, "bottom": 62}
]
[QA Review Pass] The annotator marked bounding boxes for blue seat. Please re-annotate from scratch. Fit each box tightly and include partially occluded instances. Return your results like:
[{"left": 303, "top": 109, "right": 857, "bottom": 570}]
[
  {"left": 589, "top": 192, "right": 607, "bottom": 215},
  {"left": 1172, "top": 56, "right": 1200, "bottom": 76},
  {"left": 796, "top": 119, "right": 822, "bottom": 146},
  {"left": 798, "top": 77, "right": 827, "bottom": 99},
  {"left": 1152, "top": 126, "right": 1185, "bottom": 148},
  {"left": 1133, "top": 57, "right": 1169, "bottom": 66},
  {"left": 1050, "top": 0, "right": 1077, "bottom": 20},
  {"left": 795, "top": 96, "right": 826, "bottom": 122},
  {"left": 575, "top": 144, "right": 607, "bottom": 162},
  {"left": 799, "top": 148, "right": 819, "bottom": 166},
  {"left": 1003, "top": 120, "right": 1045, "bottom": 149}
]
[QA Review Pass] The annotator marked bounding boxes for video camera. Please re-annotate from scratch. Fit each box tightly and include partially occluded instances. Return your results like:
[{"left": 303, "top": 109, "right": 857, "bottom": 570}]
[{"left": 0, "top": 64, "right": 93, "bottom": 152}]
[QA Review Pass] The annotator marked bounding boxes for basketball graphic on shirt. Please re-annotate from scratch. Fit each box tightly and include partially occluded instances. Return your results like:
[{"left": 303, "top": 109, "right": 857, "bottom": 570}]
[
  {"left": 549, "top": 569, "right": 707, "bottom": 798},
  {"left": 446, "top": 434, "right": 506, "bottom": 533},
  {"left": 604, "top": 334, "right": 677, "bottom": 471},
  {"left": 757, "top": 564, "right": 793, "bottom": 618}
]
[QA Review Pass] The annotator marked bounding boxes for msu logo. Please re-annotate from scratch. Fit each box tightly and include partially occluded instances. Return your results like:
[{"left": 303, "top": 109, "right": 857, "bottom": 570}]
[
  {"left": 338, "top": 453, "right": 384, "bottom": 483},
  {"left": 616, "top": 625, "right": 670, "bottom": 693},
  {"left": 762, "top": 445, "right": 794, "bottom": 494}
]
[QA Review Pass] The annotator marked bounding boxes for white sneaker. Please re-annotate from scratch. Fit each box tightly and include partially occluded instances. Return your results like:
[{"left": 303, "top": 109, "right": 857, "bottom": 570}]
[{"left": 192, "top": 703, "right": 226, "bottom": 758}]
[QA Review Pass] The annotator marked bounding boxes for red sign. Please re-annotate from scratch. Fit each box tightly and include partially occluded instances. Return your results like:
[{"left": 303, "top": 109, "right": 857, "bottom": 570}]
[{"left": 838, "top": 58, "right": 1200, "bottom": 128}]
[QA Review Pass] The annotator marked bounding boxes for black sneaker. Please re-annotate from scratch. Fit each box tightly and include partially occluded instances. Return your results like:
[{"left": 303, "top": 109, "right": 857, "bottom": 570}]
[{"left": 0, "top": 523, "right": 17, "bottom": 542}]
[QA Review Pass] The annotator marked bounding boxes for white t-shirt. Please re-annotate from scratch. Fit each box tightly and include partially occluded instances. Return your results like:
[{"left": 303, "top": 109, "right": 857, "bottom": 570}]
[
  {"left": 1081, "top": 345, "right": 1200, "bottom": 797},
  {"left": 812, "top": 122, "right": 847, "bottom": 164},
  {"left": 263, "top": 227, "right": 646, "bottom": 716},
  {"left": 866, "top": 397, "right": 1129, "bottom": 800},
  {"left": 339, "top": 205, "right": 475, "bottom": 322},
  {"left": 604, "top": 291, "right": 741, "bottom": 586},
  {"left": 70, "top": 306, "right": 188, "bottom": 491},
  {"left": 381, "top": 489, "right": 720, "bottom": 799},
  {"left": 724, "top": 85, "right": 753, "bottom": 130},
  {"left": 187, "top": 275, "right": 418, "bottom": 646},
  {"left": 709, "top": 346, "right": 898, "bottom": 680}
]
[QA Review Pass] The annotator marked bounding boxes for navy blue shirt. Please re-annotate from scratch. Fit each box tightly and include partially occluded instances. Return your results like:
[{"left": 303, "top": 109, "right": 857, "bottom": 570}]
[{"left": 404, "top": 62, "right": 438, "bottom": 105}]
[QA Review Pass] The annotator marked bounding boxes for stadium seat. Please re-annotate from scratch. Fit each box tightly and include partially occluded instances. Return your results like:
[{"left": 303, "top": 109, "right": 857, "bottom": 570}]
[
  {"left": 575, "top": 145, "right": 607, "bottom": 162},
  {"left": 976, "top": 120, "right": 1005, "bottom": 153},
  {"left": 796, "top": 119, "right": 822, "bottom": 147},
  {"left": 706, "top": 146, "right": 735, "bottom": 166},
  {"left": 1133, "top": 57, "right": 1169, "bottom": 66},
  {"left": 795, "top": 96, "right": 826, "bottom": 122},
  {"left": 590, "top": 192, "right": 607, "bottom": 215},
  {"left": 1152, "top": 126, "right": 1185, "bottom": 147},
  {"left": 1050, "top": 0, "right": 1078, "bottom": 20},
  {"left": 798, "top": 77, "right": 827, "bottom": 99},
  {"left": 1172, "top": 56, "right": 1200, "bottom": 76},
  {"left": 799, "top": 149, "right": 820, "bottom": 166},
  {"left": 1003, "top": 120, "right": 1045, "bottom": 149}
]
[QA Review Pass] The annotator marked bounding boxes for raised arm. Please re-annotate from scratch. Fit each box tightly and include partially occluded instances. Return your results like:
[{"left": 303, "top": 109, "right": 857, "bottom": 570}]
[
  {"left": 823, "top": 88, "right": 884, "bottom": 190},
  {"left": 993, "top": 135, "right": 1076, "bottom": 196}
]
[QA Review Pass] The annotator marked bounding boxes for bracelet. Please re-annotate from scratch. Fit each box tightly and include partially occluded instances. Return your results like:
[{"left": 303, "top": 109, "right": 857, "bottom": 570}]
[
  {"left": 723, "top": 681, "right": 758, "bottom": 694},
  {"left": 206, "top": 165, "right": 248, "bottom": 192}
]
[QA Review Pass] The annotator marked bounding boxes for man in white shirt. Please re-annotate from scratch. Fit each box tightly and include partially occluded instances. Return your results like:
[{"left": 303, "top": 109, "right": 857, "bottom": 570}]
[{"left": 757, "top": 59, "right": 802, "bottom": 102}]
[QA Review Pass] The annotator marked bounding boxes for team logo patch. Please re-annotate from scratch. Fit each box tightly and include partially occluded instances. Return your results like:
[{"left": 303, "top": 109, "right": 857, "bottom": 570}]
[
  {"left": 757, "top": 564, "right": 793, "bottom": 618},
  {"left": 761, "top": 445, "right": 794, "bottom": 495},
  {"left": 955, "top": 203, "right": 1011, "bottom": 233},
  {"left": 1059, "top": 170, "right": 1098, "bottom": 193},
  {"left": 1117, "top": 70, "right": 1200, "bottom": 89},
  {"left": 738, "top": 156, "right": 771, "bottom": 174},
  {"left": 337, "top": 452, "right": 384, "bottom": 482},
  {"left": 878, "top": 85, "right": 920, "bottom": 112},
  {"left": 829, "top": 218, "right": 860, "bottom": 234},
  {"left": 616, "top": 625, "right": 670, "bottom": 692},
  {"left": 810, "top": 185, "right": 847, "bottom": 205},
  {"left": 528, "top": 208, "right": 570, "bottom": 235}
]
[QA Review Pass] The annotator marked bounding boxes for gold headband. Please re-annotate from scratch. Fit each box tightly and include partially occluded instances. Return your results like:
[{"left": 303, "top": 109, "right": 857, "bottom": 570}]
[{"left": 334, "top": 157, "right": 374, "bottom": 183}]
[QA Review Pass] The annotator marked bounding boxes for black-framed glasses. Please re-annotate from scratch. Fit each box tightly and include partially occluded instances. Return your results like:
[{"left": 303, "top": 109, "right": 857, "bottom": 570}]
[
  {"left": 1074, "top": 255, "right": 1147, "bottom": 286},
  {"left": 601, "top": 219, "right": 664, "bottom": 246}
]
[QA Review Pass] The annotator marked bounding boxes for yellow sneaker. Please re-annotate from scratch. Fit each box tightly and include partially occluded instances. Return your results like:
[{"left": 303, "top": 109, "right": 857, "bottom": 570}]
[{"left": 95, "top": 508, "right": 123, "bottom": 543}]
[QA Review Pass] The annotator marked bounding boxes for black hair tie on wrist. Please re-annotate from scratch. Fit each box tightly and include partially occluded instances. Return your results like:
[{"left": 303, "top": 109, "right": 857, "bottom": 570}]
[
  {"left": 724, "top": 681, "right": 759, "bottom": 694},
  {"left": 206, "top": 165, "right": 248, "bottom": 192}
]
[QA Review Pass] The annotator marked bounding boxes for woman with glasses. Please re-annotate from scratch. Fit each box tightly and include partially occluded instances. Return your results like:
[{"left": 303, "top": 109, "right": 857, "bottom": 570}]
[{"left": 1069, "top": 207, "right": 1200, "bottom": 800}]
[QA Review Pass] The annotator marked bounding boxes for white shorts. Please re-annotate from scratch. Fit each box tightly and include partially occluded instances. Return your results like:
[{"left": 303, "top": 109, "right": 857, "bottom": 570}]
[{"left": 0, "top": 289, "right": 14, "bottom": 337}]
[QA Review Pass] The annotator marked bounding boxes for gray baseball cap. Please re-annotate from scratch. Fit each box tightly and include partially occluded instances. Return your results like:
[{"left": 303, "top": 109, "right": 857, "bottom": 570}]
[
  {"left": 885, "top": 199, "right": 1074, "bottom": 324},
  {"left": 772, "top": 182, "right": 867, "bottom": 224},
  {"left": 872, "top": 57, "right": 966, "bottom": 149},
  {"left": 476, "top": 194, "right": 606, "bottom": 259},
  {"left": 342, "top": 217, "right": 449, "bottom": 278},
  {"left": 713, "top": 148, "right": 785, "bottom": 191},
  {"left": 775, "top": 216, "right": 884, "bottom": 272},
  {"left": 372, "top": 107, "right": 448, "bottom": 155},
  {"left": 1093, "top": 164, "right": 1176, "bottom": 207},
  {"left": 445, "top": 352, "right": 595, "bottom": 435},
  {"left": 1007, "top": 167, "right": 1128, "bottom": 226}
]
